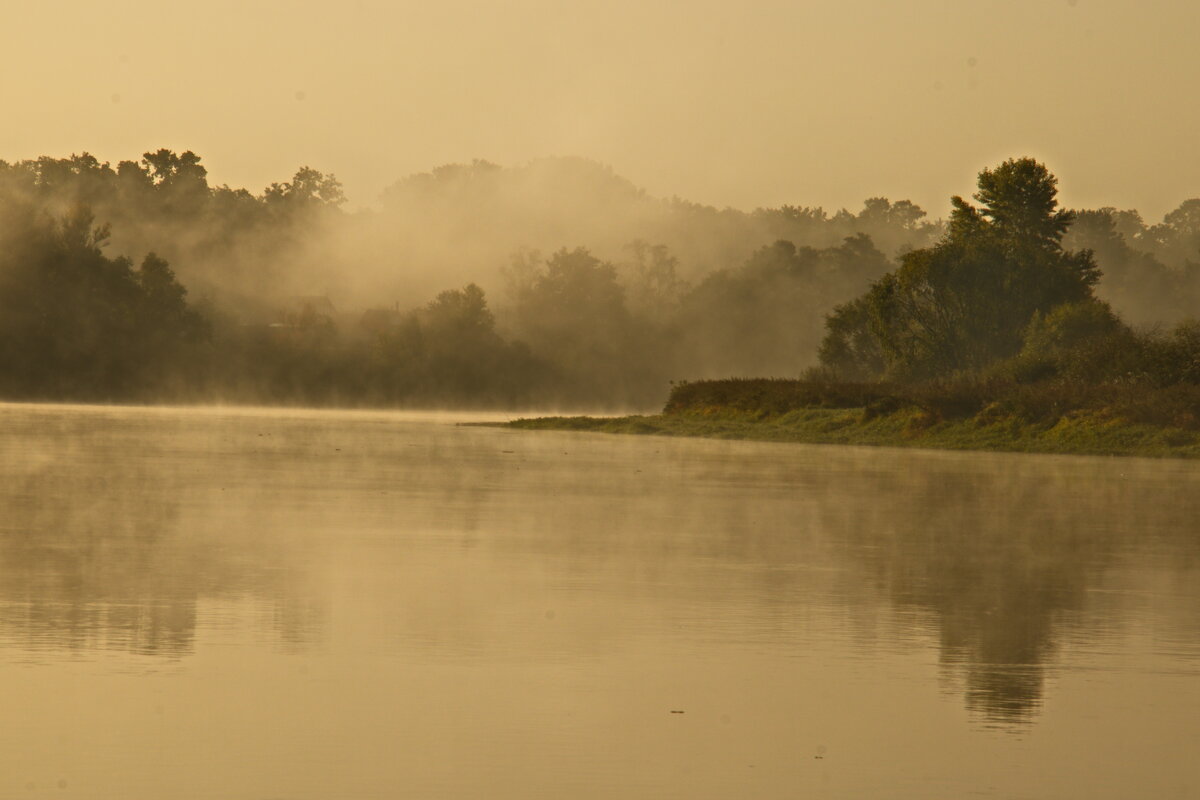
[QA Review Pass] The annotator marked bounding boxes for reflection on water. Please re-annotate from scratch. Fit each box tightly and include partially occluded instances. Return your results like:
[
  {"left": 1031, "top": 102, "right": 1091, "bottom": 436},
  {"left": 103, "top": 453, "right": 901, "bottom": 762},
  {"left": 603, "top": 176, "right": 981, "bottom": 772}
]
[
  {"left": 826, "top": 460, "right": 1199, "bottom": 725},
  {"left": 0, "top": 413, "right": 323, "bottom": 659},
  {"left": 1, "top": 403, "right": 1199, "bottom": 798}
]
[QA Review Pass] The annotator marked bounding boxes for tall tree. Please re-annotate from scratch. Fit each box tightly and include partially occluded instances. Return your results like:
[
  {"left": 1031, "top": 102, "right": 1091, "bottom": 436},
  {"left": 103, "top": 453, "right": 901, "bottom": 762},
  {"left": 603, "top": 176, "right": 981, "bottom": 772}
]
[{"left": 820, "top": 158, "right": 1101, "bottom": 380}]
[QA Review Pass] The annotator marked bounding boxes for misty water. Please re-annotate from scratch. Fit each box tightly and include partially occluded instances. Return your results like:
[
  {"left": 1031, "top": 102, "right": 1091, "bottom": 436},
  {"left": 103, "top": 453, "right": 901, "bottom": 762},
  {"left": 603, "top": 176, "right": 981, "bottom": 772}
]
[{"left": 2, "top": 404, "right": 1198, "bottom": 799}]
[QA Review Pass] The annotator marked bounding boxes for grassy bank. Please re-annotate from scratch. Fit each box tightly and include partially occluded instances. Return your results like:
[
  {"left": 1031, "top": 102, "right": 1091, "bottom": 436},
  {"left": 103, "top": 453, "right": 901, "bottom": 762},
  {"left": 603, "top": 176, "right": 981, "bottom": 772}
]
[{"left": 501, "top": 379, "right": 1200, "bottom": 458}]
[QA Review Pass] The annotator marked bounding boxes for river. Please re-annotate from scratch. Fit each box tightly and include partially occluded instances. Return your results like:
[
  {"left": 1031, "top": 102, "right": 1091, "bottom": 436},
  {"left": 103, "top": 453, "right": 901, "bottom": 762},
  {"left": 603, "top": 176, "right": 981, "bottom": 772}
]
[{"left": 1, "top": 403, "right": 1198, "bottom": 799}]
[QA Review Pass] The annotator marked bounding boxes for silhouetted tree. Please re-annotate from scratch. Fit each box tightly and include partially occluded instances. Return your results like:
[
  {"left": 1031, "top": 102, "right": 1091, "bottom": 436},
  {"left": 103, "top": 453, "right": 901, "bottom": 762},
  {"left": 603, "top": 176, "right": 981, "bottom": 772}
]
[
  {"left": 0, "top": 203, "right": 207, "bottom": 398},
  {"left": 821, "top": 158, "right": 1101, "bottom": 380}
]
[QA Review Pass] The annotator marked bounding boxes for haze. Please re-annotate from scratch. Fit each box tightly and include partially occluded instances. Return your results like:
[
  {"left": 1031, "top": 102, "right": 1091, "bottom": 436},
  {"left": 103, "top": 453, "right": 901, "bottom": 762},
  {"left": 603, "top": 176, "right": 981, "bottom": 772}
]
[{"left": 4, "top": 0, "right": 1196, "bottom": 218}]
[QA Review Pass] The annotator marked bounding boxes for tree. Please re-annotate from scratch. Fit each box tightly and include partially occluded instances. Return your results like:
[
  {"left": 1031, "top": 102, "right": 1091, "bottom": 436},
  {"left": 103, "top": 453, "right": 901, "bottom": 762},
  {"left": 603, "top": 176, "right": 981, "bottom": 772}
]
[
  {"left": 622, "top": 240, "right": 686, "bottom": 319},
  {"left": 970, "top": 158, "right": 1074, "bottom": 245},
  {"left": 263, "top": 166, "right": 345, "bottom": 208},
  {"left": 1141, "top": 198, "right": 1200, "bottom": 270},
  {"left": 1164, "top": 198, "right": 1200, "bottom": 238},
  {"left": 505, "top": 247, "right": 669, "bottom": 403},
  {"left": 1064, "top": 208, "right": 1179, "bottom": 324},
  {"left": 680, "top": 235, "right": 890, "bottom": 378},
  {"left": 142, "top": 149, "right": 208, "bottom": 190},
  {"left": 509, "top": 247, "right": 630, "bottom": 353},
  {"left": 0, "top": 204, "right": 208, "bottom": 397},
  {"left": 820, "top": 158, "right": 1101, "bottom": 380},
  {"left": 817, "top": 293, "right": 886, "bottom": 380},
  {"left": 367, "top": 284, "right": 549, "bottom": 404}
]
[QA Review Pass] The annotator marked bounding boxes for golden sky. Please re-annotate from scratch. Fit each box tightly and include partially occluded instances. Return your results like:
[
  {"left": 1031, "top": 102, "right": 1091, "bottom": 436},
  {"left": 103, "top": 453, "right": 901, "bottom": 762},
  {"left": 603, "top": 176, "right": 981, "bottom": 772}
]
[{"left": 3, "top": 0, "right": 1196, "bottom": 218}]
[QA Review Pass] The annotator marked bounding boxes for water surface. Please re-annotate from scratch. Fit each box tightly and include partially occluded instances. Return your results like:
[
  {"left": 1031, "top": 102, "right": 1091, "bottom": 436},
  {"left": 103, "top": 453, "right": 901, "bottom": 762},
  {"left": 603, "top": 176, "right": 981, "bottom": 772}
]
[{"left": 2, "top": 403, "right": 1198, "bottom": 798}]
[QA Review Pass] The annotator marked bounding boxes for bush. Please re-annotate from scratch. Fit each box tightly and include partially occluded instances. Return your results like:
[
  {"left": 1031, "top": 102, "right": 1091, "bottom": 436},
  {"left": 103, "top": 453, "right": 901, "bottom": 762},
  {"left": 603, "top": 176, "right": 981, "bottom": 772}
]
[{"left": 661, "top": 376, "right": 1200, "bottom": 431}]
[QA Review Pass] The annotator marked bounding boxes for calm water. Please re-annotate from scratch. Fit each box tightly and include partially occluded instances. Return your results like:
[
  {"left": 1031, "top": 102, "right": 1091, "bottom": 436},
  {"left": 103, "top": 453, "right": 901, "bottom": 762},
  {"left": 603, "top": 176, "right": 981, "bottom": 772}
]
[{"left": 1, "top": 403, "right": 1198, "bottom": 799}]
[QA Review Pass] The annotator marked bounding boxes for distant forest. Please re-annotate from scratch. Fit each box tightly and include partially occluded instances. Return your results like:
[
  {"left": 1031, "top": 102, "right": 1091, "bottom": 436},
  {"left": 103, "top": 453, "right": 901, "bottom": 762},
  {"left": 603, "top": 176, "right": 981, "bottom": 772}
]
[{"left": 1, "top": 150, "right": 1198, "bottom": 407}]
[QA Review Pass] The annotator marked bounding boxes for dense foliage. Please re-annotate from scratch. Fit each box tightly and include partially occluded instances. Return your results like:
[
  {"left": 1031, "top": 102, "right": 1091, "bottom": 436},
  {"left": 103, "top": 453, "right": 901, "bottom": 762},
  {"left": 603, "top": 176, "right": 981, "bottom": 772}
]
[
  {"left": 820, "top": 159, "right": 1102, "bottom": 380},
  {"left": 1, "top": 150, "right": 1198, "bottom": 408},
  {"left": 0, "top": 202, "right": 207, "bottom": 399}
]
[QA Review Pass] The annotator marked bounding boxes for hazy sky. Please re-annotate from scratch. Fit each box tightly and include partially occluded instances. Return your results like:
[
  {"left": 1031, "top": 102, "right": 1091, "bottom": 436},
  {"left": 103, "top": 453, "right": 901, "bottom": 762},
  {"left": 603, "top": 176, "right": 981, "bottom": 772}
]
[{"left": 3, "top": 0, "right": 1196, "bottom": 219}]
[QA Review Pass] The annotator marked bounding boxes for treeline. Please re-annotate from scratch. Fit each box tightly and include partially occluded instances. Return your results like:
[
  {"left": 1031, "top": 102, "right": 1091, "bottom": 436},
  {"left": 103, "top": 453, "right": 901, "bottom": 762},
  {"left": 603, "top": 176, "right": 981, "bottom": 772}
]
[
  {"left": 817, "top": 158, "right": 1200, "bottom": 385},
  {"left": 1, "top": 150, "right": 1199, "bottom": 408},
  {"left": 0, "top": 150, "right": 910, "bottom": 406},
  {"left": 0, "top": 151, "right": 345, "bottom": 312},
  {"left": 1065, "top": 204, "right": 1200, "bottom": 324},
  {"left": 0, "top": 152, "right": 938, "bottom": 314},
  {"left": 0, "top": 204, "right": 207, "bottom": 399},
  {"left": 808, "top": 158, "right": 1200, "bottom": 434}
]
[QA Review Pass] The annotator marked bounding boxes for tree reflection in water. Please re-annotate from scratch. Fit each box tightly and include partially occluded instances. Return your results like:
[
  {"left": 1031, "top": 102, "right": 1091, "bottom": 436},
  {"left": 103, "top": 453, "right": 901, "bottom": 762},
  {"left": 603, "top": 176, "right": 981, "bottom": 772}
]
[
  {"left": 0, "top": 408, "right": 326, "bottom": 659},
  {"left": 820, "top": 454, "right": 1200, "bottom": 725}
]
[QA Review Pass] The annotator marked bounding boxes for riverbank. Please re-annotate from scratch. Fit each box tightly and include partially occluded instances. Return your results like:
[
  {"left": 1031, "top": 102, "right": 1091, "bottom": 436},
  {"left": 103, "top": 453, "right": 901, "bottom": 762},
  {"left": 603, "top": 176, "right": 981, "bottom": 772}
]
[
  {"left": 503, "top": 408, "right": 1200, "bottom": 457},
  {"left": 498, "top": 379, "right": 1200, "bottom": 458}
]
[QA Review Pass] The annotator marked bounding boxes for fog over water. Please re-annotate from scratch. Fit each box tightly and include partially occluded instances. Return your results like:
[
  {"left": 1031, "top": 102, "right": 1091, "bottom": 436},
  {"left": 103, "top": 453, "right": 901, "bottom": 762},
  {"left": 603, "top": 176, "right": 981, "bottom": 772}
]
[
  {"left": 2, "top": 404, "right": 1198, "bottom": 798},
  {"left": 4, "top": 1, "right": 1200, "bottom": 796}
]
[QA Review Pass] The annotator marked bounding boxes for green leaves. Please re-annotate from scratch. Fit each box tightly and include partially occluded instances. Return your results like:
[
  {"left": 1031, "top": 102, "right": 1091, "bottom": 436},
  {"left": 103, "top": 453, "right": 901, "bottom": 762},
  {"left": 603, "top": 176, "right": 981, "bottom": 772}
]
[{"left": 972, "top": 158, "right": 1074, "bottom": 246}]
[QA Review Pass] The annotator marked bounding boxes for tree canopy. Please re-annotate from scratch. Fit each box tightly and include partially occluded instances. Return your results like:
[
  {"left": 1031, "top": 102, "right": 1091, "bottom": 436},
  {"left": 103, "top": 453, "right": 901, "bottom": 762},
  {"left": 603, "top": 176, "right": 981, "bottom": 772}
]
[
  {"left": 0, "top": 203, "right": 207, "bottom": 398},
  {"left": 820, "top": 158, "right": 1102, "bottom": 380}
]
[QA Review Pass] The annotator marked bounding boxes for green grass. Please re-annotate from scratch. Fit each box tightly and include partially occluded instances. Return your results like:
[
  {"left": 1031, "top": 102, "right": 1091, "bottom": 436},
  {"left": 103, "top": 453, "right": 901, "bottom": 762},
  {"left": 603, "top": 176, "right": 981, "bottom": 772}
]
[
  {"left": 502, "top": 406, "right": 1200, "bottom": 458},
  {"left": 495, "top": 378, "right": 1200, "bottom": 458}
]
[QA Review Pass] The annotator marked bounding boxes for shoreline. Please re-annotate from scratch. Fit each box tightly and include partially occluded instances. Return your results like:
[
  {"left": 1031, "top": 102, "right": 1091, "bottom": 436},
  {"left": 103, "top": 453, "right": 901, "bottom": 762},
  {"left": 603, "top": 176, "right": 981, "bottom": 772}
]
[{"left": 495, "top": 406, "right": 1200, "bottom": 459}]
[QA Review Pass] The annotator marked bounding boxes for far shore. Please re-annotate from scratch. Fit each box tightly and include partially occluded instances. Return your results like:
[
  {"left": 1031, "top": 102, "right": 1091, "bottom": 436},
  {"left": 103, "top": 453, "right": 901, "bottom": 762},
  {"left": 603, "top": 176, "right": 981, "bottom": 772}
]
[
  {"left": 489, "top": 378, "right": 1200, "bottom": 459},
  {"left": 493, "top": 409, "right": 1200, "bottom": 458}
]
